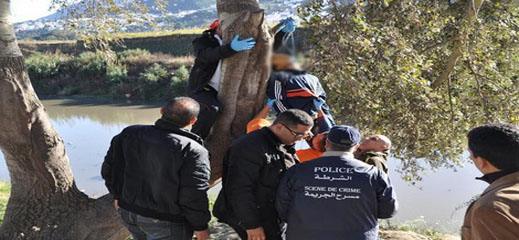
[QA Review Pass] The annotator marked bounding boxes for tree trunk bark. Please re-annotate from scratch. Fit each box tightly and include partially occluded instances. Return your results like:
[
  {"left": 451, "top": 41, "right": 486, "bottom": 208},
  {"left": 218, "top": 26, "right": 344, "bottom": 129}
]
[
  {"left": 207, "top": 0, "right": 272, "bottom": 185},
  {"left": 0, "top": 0, "right": 127, "bottom": 238}
]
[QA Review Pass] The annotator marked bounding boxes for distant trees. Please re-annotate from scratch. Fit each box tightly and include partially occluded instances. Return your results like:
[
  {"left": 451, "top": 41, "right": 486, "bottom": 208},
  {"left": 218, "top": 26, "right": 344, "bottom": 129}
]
[{"left": 300, "top": 0, "right": 519, "bottom": 180}]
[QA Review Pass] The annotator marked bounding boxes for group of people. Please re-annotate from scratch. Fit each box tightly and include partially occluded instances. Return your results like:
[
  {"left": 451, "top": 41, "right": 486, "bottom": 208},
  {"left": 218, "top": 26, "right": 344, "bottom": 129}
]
[{"left": 101, "top": 18, "right": 519, "bottom": 240}]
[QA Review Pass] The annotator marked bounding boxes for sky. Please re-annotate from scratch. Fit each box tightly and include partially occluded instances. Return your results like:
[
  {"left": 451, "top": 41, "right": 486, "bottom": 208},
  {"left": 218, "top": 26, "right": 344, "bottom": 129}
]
[{"left": 10, "top": 0, "right": 55, "bottom": 23}]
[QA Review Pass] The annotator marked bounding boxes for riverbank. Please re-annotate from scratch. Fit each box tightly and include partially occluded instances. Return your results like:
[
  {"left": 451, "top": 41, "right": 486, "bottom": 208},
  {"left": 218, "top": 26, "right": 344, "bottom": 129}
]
[
  {"left": 0, "top": 182, "right": 459, "bottom": 239},
  {"left": 25, "top": 49, "right": 192, "bottom": 100}
]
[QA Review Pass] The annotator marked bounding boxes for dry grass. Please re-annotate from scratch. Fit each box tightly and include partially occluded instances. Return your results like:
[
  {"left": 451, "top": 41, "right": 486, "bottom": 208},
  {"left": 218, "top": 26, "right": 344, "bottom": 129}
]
[{"left": 123, "top": 53, "right": 194, "bottom": 73}]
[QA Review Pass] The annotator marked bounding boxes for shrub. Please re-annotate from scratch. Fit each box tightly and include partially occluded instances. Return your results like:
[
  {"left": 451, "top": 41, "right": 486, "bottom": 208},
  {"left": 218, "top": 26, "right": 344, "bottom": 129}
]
[
  {"left": 106, "top": 64, "right": 128, "bottom": 85},
  {"left": 74, "top": 51, "right": 108, "bottom": 79},
  {"left": 174, "top": 65, "right": 189, "bottom": 80},
  {"left": 169, "top": 76, "right": 187, "bottom": 97},
  {"left": 118, "top": 48, "right": 151, "bottom": 60},
  {"left": 139, "top": 63, "right": 169, "bottom": 83},
  {"left": 0, "top": 181, "right": 9, "bottom": 226},
  {"left": 25, "top": 52, "right": 66, "bottom": 79}
]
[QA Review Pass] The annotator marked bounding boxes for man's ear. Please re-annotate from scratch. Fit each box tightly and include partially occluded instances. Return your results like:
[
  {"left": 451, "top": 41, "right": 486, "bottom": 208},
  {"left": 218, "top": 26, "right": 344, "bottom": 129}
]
[
  {"left": 352, "top": 144, "right": 359, "bottom": 152},
  {"left": 472, "top": 155, "right": 488, "bottom": 169},
  {"left": 189, "top": 117, "right": 198, "bottom": 126},
  {"left": 160, "top": 107, "right": 165, "bottom": 115}
]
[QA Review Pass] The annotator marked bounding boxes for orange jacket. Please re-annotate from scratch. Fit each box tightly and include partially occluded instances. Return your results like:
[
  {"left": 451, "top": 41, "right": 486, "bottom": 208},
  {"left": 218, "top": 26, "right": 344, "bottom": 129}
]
[{"left": 296, "top": 148, "right": 323, "bottom": 163}]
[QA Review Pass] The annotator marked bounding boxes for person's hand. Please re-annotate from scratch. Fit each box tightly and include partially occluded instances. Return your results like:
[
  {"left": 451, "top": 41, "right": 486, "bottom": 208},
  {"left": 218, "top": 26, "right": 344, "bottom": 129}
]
[
  {"left": 114, "top": 199, "right": 119, "bottom": 210},
  {"left": 194, "top": 229, "right": 210, "bottom": 240},
  {"left": 266, "top": 98, "right": 277, "bottom": 108},
  {"left": 313, "top": 98, "right": 325, "bottom": 110},
  {"left": 230, "top": 35, "right": 256, "bottom": 51},
  {"left": 246, "top": 227, "right": 265, "bottom": 240},
  {"left": 281, "top": 18, "right": 296, "bottom": 33}
]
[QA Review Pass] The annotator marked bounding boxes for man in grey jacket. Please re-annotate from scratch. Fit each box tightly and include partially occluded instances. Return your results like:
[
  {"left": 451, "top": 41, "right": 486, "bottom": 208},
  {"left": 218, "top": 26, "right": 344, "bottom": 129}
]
[{"left": 276, "top": 125, "right": 398, "bottom": 240}]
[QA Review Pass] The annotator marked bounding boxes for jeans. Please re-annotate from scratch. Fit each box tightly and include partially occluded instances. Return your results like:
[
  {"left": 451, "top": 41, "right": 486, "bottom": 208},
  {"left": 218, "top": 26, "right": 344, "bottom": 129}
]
[{"left": 118, "top": 208, "right": 193, "bottom": 240}]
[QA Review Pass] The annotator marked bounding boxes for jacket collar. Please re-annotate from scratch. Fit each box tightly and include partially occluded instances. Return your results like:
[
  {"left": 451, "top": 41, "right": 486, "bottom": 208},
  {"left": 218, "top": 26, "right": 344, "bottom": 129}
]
[
  {"left": 154, "top": 118, "right": 203, "bottom": 145},
  {"left": 476, "top": 169, "right": 518, "bottom": 184},
  {"left": 322, "top": 151, "right": 354, "bottom": 158},
  {"left": 480, "top": 170, "right": 519, "bottom": 196},
  {"left": 203, "top": 29, "right": 218, "bottom": 41},
  {"left": 356, "top": 150, "right": 389, "bottom": 162},
  {"left": 260, "top": 127, "right": 296, "bottom": 154}
]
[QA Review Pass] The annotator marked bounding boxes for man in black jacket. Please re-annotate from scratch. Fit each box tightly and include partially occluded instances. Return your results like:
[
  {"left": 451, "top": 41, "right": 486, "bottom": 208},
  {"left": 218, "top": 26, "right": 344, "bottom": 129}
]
[
  {"left": 213, "top": 109, "right": 314, "bottom": 240},
  {"left": 187, "top": 20, "right": 256, "bottom": 139},
  {"left": 101, "top": 97, "right": 211, "bottom": 240}
]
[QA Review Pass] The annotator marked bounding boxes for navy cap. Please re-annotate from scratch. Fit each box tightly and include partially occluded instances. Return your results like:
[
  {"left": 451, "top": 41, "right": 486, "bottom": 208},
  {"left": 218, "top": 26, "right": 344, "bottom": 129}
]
[{"left": 327, "top": 125, "right": 361, "bottom": 146}]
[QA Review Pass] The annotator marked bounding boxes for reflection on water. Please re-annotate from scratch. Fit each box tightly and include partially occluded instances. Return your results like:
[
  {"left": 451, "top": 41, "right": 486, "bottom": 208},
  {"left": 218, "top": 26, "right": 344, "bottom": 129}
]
[{"left": 0, "top": 97, "right": 487, "bottom": 233}]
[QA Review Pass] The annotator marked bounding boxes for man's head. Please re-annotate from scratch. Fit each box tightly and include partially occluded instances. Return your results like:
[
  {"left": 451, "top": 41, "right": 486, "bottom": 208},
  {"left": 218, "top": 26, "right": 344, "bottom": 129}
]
[
  {"left": 325, "top": 125, "right": 361, "bottom": 152},
  {"left": 311, "top": 131, "right": 328, "bottom": 152},
  {"left": 160, "top": 97, "right": 200, "bottom": 129},
  {"left": 467, "top": 123, "right": 519, "bottom": 174},
  {"left": 357, "top": 134, "right": 391, "bottom": 153},
  {"left": 270, "top": 109, "right": 314, "bottom": 145},
  {"left": 271, "top": 53, "right": 302, "bottom": 71}
]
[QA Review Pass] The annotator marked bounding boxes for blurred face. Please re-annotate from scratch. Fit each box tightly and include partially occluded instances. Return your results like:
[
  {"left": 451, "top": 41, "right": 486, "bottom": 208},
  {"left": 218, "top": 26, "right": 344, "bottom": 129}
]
[
  {"left": 276, "top": 123, "right": 313, "bottom": 145},
  {"left": 311, "top": 132, "right": 327, "bottom": 152},
  {"left": 215, "top": 25, "right": 222, "bottom": 37},
  {"left": 358, "top": 135, "right": 390, "bottom": 152}
]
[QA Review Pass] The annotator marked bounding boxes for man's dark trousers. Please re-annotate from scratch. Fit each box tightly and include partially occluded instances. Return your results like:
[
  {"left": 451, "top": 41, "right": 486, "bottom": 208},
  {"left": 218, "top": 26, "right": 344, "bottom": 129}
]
[
  {"left": 190, "top": 87, "right": 221, "bottom": 140},
  {"left": 118, "top": 208, "right": 193, "bottom": 240}
]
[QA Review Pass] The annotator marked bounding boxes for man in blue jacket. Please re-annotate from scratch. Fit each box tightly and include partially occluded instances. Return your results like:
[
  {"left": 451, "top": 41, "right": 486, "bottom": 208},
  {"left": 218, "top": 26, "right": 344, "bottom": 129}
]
[{"left": 276, "top": 125, "right": 398, "bottom": 240}]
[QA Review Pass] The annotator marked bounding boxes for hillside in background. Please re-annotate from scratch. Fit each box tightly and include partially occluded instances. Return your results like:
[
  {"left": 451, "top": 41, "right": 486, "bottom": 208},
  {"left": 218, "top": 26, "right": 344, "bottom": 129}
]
[{"left": 14, "top": 0, "right": 306, "bottom": 40}]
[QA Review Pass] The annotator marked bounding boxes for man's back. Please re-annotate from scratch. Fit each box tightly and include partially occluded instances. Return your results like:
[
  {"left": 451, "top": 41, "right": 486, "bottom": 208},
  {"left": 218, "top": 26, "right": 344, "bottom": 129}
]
[
  {"left": 276, "top": 153, "right": 398, "bottom": 240},
  {"left": 462, "top": 171, "right": 519, "bottom": 240},
  {"left": 102, "top": 119, "right": 210, "bottom": 227}
]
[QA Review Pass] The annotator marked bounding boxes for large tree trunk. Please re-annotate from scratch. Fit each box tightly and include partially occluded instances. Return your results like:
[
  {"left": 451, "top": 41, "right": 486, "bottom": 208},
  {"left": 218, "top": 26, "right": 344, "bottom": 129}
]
[
  {"left": 0, "top": 0, "right": 127, "bottom": 238},
  {"left": 206, "top": 0, "right": 272, "bottom": 185}
]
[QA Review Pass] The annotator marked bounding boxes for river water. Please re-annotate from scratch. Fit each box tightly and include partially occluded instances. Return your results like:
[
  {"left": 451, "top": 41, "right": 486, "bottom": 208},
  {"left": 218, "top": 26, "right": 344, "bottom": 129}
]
[{"left": 0, "top": 97, "right": 487, "bottom": 233}]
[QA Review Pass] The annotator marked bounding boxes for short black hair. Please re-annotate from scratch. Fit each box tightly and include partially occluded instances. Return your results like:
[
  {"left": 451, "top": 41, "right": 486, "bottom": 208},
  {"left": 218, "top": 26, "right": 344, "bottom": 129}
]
[
  {"left": 161, "top": 97, "right": 200, "bottom": 127},
  {"left": 327, "top": 139, "right": 355, "bottom": 152},
  {"left": 273, "top": 109, "right": 314, "bottom": 128},
  {"left": 467, "top": 123, "right": 519, "bottom": 171}
]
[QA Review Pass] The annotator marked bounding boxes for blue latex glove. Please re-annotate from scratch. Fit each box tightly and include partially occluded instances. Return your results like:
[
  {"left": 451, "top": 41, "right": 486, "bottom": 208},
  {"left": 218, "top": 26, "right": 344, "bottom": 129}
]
[
  {"left": 266, "top": 98, "right": 277, "bottom": 108},
  {"left": 281, "top": 18, "right": 296, "bottom": 33},
  {"left": 230, "top": 35, "right": 256, "bottom": 51},
  {"left": 313, "top": 98, "right": 325, "bottom": 110}
]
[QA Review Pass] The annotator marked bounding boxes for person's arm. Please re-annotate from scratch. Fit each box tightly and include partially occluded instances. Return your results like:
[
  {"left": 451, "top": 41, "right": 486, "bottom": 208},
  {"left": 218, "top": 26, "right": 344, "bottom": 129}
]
[
  {"left": 227, "top": 146, "right": 265, "bottom": 230},
  {"left": 193, "top": 37, "right": 237, "bottom": 63},
  {"left": 275, "top": 167, "right": 297, "bottom": 222},
  {"left": 101, "top": 133, "right": 123, "bottom": 199},
  {"left": 178, "top": 147, "right": 211, "bottom": 232},
  {"left": 266, "top": 72, "right": 289, "bottom": 113},
  {"left": 471, "top": 205, "right": 518, "bottom": 240},
  {"left": 271, "top": 18, "right": 296, "bottom": 52},
  {"left": 374, "top": 170, "right": 398, "bottom": 219},
  {"left": 252, "top": 98, "right": 276, "bottom": 120}
]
